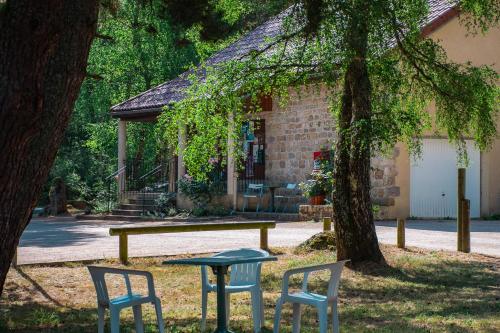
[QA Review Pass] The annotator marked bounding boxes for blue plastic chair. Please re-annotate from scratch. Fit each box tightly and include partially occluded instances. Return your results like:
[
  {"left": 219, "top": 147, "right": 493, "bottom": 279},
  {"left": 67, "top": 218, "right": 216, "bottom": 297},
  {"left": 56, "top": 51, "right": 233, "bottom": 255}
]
[
  {"left": 274, "top": 183, "right": 300, "bottom": 212},
  {"left": 88, "top": 266, "right": 165, "bottom": 333},
  {"left": 242, "top": 184, "right": 265, "bottom": 212},
  {"left": 201, "top": 248, "right": 269, "bottom": 333},
  {"left": 273, "top": 261, "right": 349, "bottom": 333}
]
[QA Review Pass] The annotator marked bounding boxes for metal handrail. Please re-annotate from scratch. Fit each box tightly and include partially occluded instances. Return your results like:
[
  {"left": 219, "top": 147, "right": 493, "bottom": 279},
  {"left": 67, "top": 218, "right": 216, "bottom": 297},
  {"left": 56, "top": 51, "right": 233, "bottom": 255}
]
[
  {"left": 138, "top": 164, "right": 165, "bottom": 215},
  {"left": 138, "top": 164, "right": 162, "bottom": 181},
  {"left": 106, "top": 165, "right": 126, "bottom": 180},
  {"left": 106, "top": 166, "right": 127, "bottom": 212}
]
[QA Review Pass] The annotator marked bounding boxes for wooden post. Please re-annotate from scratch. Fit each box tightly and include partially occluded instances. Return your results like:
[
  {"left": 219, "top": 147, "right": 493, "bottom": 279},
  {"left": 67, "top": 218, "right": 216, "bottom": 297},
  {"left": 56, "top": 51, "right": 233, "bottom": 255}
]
[
  {"left": 462, "top": 199, "right": 471, "bottom": 253},
  {"left": 119, "top": 233, "right": 128, "bottom": 264},
  {"left": 323, "top": 217, "right": 332, "bottom": 231},
  {"left": 457, "top": 168, "right": 466, "bottom": 252},
  {"left": 260, "top": 227, "right": 268, "bottom": 250},
  {"left": 397, "top": 218, "right": 405, "bottom": 249}
]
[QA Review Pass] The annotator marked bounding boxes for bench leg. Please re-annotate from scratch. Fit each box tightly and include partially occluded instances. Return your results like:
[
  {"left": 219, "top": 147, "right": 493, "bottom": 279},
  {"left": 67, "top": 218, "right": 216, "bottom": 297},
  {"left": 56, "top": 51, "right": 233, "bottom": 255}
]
[
  {"left": 260, "top": 228, "right": 268, "bottom": 250},
  {"left": 119, "top": 234, "right": 128, "bottom": 265}
]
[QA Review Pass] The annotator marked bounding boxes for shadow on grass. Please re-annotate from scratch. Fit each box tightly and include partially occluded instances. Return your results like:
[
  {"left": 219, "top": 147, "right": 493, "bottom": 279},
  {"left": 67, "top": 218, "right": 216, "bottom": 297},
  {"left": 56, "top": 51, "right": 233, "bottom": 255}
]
[
  {"left": 13, "top": 267, "right": 66, "bottom": 308},
  {"left": 2, "top": 252, "right": 498, "bottom": 332},
  {"left": 262, "top": 255, "right": 499, "bottom": 333}
]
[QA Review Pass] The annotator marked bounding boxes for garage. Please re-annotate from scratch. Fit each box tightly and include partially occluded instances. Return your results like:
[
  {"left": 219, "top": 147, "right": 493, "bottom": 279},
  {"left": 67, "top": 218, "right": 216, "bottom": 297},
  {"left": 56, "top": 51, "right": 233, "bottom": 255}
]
[{"left": 410, "top": 139, "right": 480, "bottom": 218}]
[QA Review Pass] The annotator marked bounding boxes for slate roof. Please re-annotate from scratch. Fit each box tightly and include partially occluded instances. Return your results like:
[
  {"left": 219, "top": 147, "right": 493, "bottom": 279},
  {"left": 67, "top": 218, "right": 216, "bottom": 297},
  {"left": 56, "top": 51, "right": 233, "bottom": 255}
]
[{"left": 111, "top": 0, "right": 457, "bottom": 117}]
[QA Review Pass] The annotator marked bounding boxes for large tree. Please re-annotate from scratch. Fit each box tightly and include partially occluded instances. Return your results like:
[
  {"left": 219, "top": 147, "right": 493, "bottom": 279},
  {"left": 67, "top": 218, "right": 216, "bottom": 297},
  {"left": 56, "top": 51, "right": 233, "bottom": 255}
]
[
  {"left": 0, "top": 1, "right": 99, "bottom": 293},
  {"left": 160, "top": 0, "right": 499, "bottom": 263}
]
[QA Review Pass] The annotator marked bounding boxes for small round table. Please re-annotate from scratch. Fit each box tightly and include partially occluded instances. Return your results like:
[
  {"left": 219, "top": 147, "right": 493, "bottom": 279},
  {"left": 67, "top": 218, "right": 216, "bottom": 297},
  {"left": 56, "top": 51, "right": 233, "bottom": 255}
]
[
  {"left": 164, "top": 255, "right": 277, "bottom": 333},
  {"left": 266, "top": 184, "right": 282, "bottom": 212}
]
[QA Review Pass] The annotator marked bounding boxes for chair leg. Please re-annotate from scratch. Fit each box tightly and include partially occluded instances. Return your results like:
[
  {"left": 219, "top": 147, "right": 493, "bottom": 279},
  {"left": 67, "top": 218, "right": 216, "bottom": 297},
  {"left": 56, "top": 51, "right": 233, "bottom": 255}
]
[
  {"left": 260, "top": 290, "right": 265, "bottom": 329},
  {"left": 273, "top": 298, "right": 283, "bottom": 333},
  {"left": 331, "top": 301, "right": 339, "bottom": 333},
  {"left": 292, "top": 303, "right": 301, "bottom": 333},
  {"left": 110, "top": 307, "right": 120, "bottom": 333},
  {"left": 154, "top": 298, "right": 166, "bottom": 333},
  {"left": 201, "top": 290, "right": 208, "bottom": 332},
  {"left": 132, "top": 305, "right": 144, "bottom": 333},
  {"left": 97, "top": 305, "right": 105, "bottom": 333},
  {"left": 251, "top": 290, "right": 261, "bottom": 333},
  {"left": 318, "top": 304, "right": 328, "bottom": 333},
  {"left": 225, "top": 293, "right": 231, "bottom": 328}
]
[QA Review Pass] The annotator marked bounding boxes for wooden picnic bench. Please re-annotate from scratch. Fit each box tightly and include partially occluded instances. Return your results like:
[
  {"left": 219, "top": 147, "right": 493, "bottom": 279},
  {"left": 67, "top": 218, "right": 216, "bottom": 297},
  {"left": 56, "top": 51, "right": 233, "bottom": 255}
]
[{"left": 109, "top": 221, "right": 276, "bottom": 264}]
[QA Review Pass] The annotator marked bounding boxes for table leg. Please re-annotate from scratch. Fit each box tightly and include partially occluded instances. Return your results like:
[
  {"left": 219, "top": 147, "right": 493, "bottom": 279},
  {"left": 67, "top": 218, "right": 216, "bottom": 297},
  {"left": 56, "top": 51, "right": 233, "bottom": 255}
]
[{"left": 212, "top": 265, "right": 233, "bottom": 333}]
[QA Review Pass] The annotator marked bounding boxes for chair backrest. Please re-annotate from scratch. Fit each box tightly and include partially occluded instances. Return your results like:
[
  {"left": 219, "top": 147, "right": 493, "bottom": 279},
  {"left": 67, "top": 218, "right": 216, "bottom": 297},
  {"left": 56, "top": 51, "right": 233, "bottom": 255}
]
[
  {"left": 282, "top": 261, "right": 348, "bottom": 301},
  {"left": 246, "top": 183, "right": 263, "bottom": 193},
  {"left": 88, "top": 266, "right": 128, "bottom": 305},
  {"left": 87, "top": 266, "right": 155, "bottom": 305},
  {"left": 326, "top": 260, "right": 348, "bottom": 299},
  {"left": 215, "top": 248, "right": 269, "bottom": 286}
]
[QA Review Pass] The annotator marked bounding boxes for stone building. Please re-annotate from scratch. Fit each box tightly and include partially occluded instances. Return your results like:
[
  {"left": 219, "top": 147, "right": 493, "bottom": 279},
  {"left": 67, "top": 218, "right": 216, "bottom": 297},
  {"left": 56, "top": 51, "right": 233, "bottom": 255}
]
[{"left": 111, "top": 1, "right": 500, "bottom": 219}]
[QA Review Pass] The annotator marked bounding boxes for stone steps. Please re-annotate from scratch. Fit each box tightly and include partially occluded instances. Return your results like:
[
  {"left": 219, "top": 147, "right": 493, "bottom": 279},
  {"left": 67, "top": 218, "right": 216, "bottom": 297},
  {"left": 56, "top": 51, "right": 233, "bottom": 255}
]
[
  {"left": 111, "top": 209, "right": 149, "bottom": 217},
  {"left": 76, "top": 214, "right": 151, "bottom": 222},
  {"left": 119, "top": 203, "right": 155, "bottom": 210},
  {"left": 236, "top": 211, "right": 300, "bottom": 221}
]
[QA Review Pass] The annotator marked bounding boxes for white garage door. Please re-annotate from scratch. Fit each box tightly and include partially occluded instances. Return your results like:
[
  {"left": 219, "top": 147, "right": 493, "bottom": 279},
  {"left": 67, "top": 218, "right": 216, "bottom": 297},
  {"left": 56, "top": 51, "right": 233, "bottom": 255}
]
[{"left": 410, "top": 139, "right": 480, "bottom": 218}]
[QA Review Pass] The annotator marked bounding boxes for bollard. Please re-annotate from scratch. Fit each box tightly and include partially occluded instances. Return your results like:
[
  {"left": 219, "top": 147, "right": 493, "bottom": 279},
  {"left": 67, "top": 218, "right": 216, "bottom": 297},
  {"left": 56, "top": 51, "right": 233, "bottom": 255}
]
[
  {"left": 323, "top": 217, "right": 332, "bottom": 231},
  {"left": 457, "top": 168, "right": 465, "bottom": 251},
  {"left": 461, "top": 199, "right": 471, "bottom": 253},
  {"left": 397, "top": 218, "right": 405, "bottom": 249}
]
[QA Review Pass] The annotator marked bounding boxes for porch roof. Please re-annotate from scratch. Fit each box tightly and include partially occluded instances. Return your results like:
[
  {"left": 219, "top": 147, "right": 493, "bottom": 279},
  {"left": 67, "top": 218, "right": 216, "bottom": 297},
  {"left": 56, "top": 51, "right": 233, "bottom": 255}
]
[{"left": 110, "top": 0, "right": 457, "bottom": 119}]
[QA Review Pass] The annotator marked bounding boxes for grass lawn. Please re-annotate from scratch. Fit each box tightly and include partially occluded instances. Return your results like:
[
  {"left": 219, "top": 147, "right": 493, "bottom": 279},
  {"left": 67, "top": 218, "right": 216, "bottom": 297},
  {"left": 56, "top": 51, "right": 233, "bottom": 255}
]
[{"left": 1, "top": 245, "right": 499, "bottom": 332}]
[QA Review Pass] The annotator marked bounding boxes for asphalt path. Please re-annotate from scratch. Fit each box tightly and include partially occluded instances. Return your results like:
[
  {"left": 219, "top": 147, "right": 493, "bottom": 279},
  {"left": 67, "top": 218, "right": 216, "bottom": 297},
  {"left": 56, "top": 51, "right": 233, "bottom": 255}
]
[{"left": 16, "top": 218, "right": 500, "bottom": 264}]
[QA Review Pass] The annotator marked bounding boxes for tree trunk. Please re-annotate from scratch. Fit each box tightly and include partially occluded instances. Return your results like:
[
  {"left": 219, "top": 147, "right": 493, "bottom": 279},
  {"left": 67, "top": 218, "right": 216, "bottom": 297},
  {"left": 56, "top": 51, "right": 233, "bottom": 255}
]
[
  {"left": 0, "top": 0, "right": 99, "bottom": 294},
  {"left": 332, "top": 8, "right": 384, "bottom": 263}
]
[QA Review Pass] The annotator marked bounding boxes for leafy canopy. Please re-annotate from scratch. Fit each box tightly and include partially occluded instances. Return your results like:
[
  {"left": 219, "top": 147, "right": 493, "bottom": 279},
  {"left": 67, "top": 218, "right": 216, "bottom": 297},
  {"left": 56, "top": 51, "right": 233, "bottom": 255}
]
[{"left": 158, "top": 0, "right": 499, "bottom": 180}]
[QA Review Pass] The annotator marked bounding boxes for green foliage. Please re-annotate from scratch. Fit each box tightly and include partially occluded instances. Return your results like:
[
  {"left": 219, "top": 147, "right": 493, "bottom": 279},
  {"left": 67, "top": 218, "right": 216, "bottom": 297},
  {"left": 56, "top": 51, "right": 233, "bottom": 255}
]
[
  {"left": 158, "top": 0, "right": 499, "bottom": 181},
  {"left": 152, "top": 192, "right": 177, "bottom": 217},
  {"left": 43, "top": 0, "right": 199, "bottom": 206},
  {"left": 299, "top": 161, "right": 334, "bottom": 198},
  {"left": 177, "top": 171, "right": 226, "bottom": 213}
]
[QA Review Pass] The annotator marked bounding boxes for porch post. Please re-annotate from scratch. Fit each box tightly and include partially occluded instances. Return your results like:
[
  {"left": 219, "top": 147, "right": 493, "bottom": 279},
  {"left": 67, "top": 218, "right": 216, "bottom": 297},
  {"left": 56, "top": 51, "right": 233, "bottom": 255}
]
[
  {"left": 227, "top": 112, "right": 238, "bottom": 209},
  {"left": 117, "top": 120, "right": 127, "bottom": 193},
  {"left": 177, "top": 124, "right": 186, "bottom": 180}
]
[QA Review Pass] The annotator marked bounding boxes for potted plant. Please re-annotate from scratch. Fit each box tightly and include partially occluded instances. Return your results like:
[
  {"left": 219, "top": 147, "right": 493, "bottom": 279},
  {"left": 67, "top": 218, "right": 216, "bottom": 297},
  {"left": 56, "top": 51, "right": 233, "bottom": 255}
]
[{"left": 299, "top": 162, "right": 333, "bottom": 205}]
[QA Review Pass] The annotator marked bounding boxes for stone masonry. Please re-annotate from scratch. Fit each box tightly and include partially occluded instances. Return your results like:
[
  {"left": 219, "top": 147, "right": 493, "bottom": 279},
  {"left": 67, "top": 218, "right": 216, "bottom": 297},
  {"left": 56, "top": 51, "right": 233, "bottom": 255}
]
[
  {"left": 259, "top": 85, "right": 335, "bottom": 183},
  {"left": 257, "top": 84, "right": 401, "bottom": 215}
]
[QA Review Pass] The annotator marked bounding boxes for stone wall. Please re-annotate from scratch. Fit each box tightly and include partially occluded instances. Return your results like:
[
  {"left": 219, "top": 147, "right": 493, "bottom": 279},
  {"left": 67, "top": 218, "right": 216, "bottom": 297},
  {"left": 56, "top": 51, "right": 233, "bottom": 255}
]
[
  {"left": 259, "top": 85, "right": 335, "bottom": 183},
  {"left": 370, "top": 147, "right": 400, "bottom": 219},
  {"left": 256, "top": 84, "right": 401, "bottom": 218}
]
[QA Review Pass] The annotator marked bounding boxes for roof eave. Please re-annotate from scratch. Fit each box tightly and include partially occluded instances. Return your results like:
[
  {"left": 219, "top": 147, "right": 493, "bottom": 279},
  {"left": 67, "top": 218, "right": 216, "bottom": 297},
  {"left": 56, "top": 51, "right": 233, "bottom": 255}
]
[{"left": 110, "top": 106, "right": 165, "bottom": 120}]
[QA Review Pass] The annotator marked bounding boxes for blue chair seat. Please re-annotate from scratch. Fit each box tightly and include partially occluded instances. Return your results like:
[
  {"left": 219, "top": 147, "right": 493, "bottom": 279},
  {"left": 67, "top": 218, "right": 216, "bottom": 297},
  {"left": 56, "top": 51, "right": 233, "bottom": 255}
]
[
  {"left": 286, "top": 291, "right": 328, "bottom": 306},
  {"left": 109, "top": 293, "right": 149, "bottom": 307}
]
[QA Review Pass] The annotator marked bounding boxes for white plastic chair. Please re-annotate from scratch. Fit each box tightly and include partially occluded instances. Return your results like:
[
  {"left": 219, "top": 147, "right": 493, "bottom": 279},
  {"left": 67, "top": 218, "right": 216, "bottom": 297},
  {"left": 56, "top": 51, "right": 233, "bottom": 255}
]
[
  {"left": 242, "top": 184, "right": 265, "bottom": 212},
  {"left": 87, "top": 266, "right": 165, "bottom": 333},
  {"left": 201, "top": 248, "right": 269, "bottom": 333},
  {"left": 273, "top": 261, "right": 349, "bottom": 333}
]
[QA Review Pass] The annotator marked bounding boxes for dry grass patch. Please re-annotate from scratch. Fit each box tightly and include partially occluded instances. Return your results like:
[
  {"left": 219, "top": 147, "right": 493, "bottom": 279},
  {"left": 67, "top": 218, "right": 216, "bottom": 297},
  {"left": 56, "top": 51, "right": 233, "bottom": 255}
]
[{"left": 1, "top": 245, "right": 499, "bottom": 332}]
